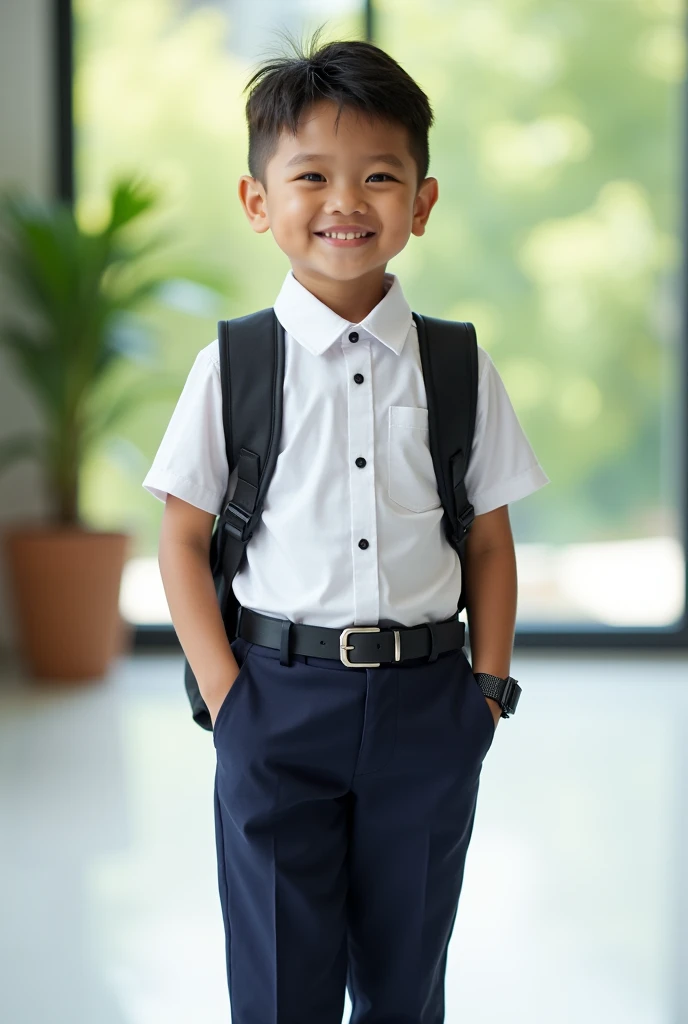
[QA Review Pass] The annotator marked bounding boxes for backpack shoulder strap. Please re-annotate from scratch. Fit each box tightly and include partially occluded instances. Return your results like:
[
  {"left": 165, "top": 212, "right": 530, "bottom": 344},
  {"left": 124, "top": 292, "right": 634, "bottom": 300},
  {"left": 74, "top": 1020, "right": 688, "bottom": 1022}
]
[
  {"left": 217, "top": 307, "right": 285, "bottom": 626},
  {"left": 412, "top": 312, "right": 479, "bottom": 614},
  {"left": 185, "top": 307, "right": 284, "bottom": 730}
]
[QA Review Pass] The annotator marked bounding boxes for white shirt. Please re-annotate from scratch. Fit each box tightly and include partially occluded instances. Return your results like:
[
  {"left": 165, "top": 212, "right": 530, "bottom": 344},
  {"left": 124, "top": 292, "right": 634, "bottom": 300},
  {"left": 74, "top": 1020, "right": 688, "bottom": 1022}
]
[{"left": 143, "top": 269, "right": 550, "bottom": 628}]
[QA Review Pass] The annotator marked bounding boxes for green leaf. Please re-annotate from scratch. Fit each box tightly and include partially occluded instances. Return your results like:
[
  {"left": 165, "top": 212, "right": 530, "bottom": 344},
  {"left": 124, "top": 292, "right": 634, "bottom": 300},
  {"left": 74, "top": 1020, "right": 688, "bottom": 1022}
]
[{"left": 105, "top": 174, "right": 162, "bottom": 235}]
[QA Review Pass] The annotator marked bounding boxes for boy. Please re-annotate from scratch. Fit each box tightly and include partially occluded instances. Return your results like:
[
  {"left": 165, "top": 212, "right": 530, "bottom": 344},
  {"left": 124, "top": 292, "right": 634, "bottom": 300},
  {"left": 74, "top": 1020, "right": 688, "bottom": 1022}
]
[{"left": 143, "top": 32, "right": 549, "bottom": 1024}]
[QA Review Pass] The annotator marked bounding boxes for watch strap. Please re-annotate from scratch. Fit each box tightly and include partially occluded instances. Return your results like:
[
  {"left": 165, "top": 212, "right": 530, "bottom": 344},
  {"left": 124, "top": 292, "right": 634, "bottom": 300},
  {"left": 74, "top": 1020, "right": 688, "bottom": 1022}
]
[{"left": 472, "top": 672, "right": 521, "bottom": 718}]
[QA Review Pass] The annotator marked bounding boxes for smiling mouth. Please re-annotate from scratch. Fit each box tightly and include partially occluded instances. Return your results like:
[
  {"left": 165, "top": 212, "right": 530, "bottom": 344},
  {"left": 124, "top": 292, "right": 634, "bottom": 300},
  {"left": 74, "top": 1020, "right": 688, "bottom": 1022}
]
[{"left": 314, "top": 231, "right": 376, "bottom": 248}]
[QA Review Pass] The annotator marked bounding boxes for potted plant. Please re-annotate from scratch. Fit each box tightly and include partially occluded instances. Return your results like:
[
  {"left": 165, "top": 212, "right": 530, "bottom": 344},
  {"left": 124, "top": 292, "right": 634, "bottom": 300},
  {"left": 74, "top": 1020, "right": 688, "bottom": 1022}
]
[{"left": 0, "top": 174, "right": 222, "bottom": 680}]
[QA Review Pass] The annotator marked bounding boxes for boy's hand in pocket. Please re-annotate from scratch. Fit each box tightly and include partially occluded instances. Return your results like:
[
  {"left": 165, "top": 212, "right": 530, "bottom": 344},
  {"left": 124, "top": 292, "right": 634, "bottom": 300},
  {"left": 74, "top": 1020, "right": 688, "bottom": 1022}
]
[
  {"left": 205, "top": 673, "right": 239, "bottom": 729},
  {"left": 486, "top": 696, "right": 501, "bottom": 728}
]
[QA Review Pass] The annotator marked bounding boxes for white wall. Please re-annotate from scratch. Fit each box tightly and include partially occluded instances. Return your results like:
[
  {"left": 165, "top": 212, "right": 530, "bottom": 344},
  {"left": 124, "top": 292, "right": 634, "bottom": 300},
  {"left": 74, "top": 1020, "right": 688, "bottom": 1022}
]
[{"left": 0, "top": 0, "right": 54, "bottom": 653}]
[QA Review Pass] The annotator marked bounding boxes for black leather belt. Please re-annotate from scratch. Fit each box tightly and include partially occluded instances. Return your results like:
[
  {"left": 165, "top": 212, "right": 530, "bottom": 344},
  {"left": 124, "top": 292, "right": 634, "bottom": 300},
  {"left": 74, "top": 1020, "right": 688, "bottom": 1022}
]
[{"left": 236, "top": 606, "right": 466, "bottom": 667}]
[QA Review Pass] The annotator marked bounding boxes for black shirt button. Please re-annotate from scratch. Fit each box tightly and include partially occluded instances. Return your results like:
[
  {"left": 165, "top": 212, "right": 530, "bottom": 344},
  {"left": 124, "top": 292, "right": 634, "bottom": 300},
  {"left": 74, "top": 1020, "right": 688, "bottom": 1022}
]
[
  {"left": 355, "top": 457, "right": 366, "bottom": 468},
  {"left": 348, "top": 331, "right": 359, "bottom": 342},
  {"left": 354, "top": 373, "right": 364, "bottom": 384},
  {"left": 358, "top": 538, "right": 369, "bottom": 549}
]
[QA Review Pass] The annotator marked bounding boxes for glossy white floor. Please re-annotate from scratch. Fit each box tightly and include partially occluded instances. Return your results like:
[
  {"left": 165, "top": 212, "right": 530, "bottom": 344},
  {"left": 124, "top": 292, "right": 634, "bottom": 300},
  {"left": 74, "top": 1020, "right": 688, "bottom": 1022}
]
[{"left": 1, "top": 647, "right": 687, "bottom": 1024}]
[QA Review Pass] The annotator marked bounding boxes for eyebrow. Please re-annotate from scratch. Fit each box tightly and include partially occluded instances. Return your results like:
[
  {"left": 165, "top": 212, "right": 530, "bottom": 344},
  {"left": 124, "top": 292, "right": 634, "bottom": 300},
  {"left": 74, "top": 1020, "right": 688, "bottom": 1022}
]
[{"left": 284, "top": 152, "right": 407, "bottom": 170}]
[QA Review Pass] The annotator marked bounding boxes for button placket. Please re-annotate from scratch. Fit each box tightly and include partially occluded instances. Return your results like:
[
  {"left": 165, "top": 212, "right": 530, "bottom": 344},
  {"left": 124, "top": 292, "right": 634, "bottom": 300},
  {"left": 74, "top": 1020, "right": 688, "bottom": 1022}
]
[{"left": 342, "top": 331, "right": 379, "bottom": 624}]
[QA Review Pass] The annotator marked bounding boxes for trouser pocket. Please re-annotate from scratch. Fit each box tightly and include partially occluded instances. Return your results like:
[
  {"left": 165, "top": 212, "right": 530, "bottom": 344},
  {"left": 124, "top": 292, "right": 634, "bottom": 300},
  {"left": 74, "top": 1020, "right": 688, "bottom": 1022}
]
[
  {"left": 458, "top": 649, "right": 497, "bottom": 753},
  {"left": 212, "top": 636, "right": 254, "bottom": 743}
]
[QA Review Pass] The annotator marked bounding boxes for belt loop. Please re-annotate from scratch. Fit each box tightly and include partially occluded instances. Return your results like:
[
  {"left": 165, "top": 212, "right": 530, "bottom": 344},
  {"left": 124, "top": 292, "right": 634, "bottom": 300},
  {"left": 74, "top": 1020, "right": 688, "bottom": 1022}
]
[
  {"left": 236, "top": 603, "right": 244, "bottom": 637},
  {"left": 279, "top": 619, "right": 292, "bottom": 666},
  {"left": 426, "top": 622, "right": 440, "bottom": 663}
]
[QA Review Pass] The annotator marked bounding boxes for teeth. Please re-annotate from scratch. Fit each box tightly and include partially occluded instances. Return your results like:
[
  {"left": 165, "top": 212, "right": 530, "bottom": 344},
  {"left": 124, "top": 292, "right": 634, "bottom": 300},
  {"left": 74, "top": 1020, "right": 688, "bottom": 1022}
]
[{"left": 322, "top": 231, "right": 372, "bottom": 239}]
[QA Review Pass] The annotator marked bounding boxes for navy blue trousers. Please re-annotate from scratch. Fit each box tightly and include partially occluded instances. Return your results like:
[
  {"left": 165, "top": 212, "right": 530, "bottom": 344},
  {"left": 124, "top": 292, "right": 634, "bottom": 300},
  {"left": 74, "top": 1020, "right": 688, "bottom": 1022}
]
[{"left": 212, "top": 632, "right": 496, "bottom": 1024}]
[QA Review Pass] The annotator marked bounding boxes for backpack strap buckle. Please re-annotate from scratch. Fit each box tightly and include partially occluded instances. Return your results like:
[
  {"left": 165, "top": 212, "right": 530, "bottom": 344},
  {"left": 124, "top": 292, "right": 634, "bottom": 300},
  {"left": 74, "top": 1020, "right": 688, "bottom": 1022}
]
[
  {"left": 458, "top": 502, "right": 475, "bottom": 529},
  {"left": 221, "top": 448, "right": 261, "bottom": 543},
  {"left": 222, "top": 501, "right": 253, "bottom": 543},
  {"left": 452, "top": 502, "right": 475, "bottom": 542}
]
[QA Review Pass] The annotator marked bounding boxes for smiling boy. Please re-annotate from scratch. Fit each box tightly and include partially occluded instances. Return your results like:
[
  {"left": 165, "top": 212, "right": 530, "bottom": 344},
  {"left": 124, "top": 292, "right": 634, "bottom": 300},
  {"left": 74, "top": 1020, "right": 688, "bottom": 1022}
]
[
  {"left": 238, "top": 94, "right": 436, "bottom": 326},
  {"left": 143, "top": 30, "right": 549, "bottom": 1024}
]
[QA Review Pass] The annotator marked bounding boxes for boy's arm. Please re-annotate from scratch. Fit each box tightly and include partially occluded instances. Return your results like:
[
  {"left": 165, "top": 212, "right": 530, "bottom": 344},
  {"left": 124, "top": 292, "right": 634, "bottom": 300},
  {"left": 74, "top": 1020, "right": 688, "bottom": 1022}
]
[
  {"left": 158, "top": 494, "right": 240, "bottom": 718},
  {"left": 463, "top": 504, "right": 518, "bottom": 725}
]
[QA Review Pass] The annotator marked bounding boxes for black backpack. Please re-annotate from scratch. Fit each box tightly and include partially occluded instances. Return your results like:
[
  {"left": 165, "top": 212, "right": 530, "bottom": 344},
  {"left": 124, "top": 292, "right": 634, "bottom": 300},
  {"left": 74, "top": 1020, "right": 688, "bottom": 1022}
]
[{"left": 184, "top": 308, "right": 478, "bottom": 730}]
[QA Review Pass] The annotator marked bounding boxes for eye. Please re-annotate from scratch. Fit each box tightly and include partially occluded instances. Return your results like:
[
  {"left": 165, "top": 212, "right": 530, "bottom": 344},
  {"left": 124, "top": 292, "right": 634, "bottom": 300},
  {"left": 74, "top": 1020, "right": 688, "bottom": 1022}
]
[{"left": 296, "top": 173, "right": 397, "bottom": 182}]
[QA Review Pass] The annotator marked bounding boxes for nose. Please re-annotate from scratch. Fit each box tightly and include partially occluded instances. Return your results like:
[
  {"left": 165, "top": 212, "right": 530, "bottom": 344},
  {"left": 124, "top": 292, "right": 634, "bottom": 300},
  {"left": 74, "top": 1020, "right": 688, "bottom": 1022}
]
[{"left": 324, "top": 181, "right": 368, "bottom": 217}]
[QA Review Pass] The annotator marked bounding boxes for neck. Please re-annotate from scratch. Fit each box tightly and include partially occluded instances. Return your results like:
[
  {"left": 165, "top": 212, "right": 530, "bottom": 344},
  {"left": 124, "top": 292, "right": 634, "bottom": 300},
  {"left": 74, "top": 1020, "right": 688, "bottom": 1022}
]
[{"left": 291, "top": 265, "right": 389, "bottom": 323}]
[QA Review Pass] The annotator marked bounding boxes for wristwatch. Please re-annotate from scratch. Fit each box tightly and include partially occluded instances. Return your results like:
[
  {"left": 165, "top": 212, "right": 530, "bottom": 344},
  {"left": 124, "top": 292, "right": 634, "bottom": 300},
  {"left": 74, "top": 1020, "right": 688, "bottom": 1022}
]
[{"left": 473, "top": 672, "right": 521, "bottom": 719}]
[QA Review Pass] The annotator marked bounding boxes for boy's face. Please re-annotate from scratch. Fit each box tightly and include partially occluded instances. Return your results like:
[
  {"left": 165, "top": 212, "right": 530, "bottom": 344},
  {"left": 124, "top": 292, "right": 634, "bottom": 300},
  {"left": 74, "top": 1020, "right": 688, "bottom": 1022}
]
[{"left": 238, "top": 99, "right": 438, "bottom": 293}]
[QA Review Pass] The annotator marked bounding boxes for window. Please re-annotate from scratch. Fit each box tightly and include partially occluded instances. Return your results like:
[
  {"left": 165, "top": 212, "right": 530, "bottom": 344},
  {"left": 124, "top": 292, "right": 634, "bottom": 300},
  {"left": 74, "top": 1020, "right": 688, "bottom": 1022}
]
[{"left": 69, "top": 0, "right": 687, "bottom": 638}]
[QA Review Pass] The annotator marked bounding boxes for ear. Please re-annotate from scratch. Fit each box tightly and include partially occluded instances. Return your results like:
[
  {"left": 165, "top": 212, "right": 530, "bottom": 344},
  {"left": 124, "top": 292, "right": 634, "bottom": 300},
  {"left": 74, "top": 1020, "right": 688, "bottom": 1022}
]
[
  {"left": 238, "top": 175, "right": 271, "bottom": 234},
  {"left": 411, "top": 177, "right": 439, "bottom": 237}
]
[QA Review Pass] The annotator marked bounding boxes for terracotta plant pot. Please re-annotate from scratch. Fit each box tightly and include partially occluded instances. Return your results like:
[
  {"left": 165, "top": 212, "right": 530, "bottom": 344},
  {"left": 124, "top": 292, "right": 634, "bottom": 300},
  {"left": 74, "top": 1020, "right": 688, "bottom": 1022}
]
[{"left": 3, "top": 525, "right": 132, "bottom": 681}]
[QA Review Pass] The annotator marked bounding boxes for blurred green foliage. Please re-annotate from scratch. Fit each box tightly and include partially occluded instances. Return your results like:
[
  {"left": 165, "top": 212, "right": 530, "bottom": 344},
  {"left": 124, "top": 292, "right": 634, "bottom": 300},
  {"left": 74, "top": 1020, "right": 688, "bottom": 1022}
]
[
  {"left": 73, "top": 0, "right": 683, "bottom": 556},
  {"left": 0, "top": 173, "right": 224, "bottom": 526},
  {"left": 380, "top": 0, "right": 683, "bottom": 546}
]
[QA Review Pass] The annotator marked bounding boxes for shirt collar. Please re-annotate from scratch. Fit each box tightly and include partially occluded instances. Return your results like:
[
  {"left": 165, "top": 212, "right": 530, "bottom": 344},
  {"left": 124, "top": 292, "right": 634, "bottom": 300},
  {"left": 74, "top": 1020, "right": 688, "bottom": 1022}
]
[{"left": 273, "top": 268, "right": 413, "bottom": 356}]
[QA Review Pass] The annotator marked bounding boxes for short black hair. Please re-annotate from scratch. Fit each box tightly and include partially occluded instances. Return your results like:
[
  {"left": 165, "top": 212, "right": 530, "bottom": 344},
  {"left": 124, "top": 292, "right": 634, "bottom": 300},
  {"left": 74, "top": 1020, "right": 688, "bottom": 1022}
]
[{"left": 243, "top": 26, "right": 434, "bottom": 191}]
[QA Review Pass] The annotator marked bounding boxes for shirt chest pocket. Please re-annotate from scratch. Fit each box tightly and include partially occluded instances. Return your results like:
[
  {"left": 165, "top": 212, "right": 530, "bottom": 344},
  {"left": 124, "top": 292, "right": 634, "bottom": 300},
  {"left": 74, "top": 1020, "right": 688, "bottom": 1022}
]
[{"left": 387, "top": 406, "right": 443, "bottom": 513}]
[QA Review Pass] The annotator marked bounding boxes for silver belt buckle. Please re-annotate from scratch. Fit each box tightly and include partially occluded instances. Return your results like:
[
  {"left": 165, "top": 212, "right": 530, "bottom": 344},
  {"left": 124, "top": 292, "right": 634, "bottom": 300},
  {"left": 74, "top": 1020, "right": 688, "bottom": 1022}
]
[{"left": 339, "top": 626, "right": 381, "bottom": 668}]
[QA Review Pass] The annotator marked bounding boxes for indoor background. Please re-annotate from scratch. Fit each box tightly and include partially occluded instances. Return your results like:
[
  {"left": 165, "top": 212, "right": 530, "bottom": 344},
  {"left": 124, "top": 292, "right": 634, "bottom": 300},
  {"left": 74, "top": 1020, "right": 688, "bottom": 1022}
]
[{"left": 0, "top": 1, "right": 687, "bottom": 1022}]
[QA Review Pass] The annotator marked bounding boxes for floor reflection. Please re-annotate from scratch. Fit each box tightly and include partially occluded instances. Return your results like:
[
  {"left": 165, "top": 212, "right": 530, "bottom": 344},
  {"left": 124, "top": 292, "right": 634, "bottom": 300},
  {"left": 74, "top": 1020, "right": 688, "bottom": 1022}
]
[{"left": 1, "top": 649, "right": 686, "bottom": 1024}]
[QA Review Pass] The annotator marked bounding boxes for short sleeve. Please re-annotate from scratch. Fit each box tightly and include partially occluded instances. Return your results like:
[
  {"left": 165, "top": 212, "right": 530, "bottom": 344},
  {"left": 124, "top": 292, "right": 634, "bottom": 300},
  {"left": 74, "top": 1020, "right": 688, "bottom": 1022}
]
[
  {"left": 141, "top": 341, "right": 228, "bottom": 515},
  {"left": 464, "top": 348, "right": 550, "bottom": 516}
]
